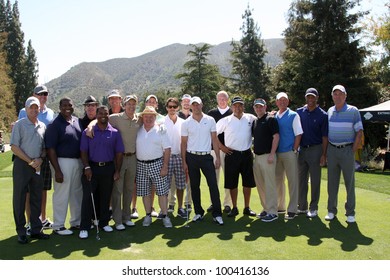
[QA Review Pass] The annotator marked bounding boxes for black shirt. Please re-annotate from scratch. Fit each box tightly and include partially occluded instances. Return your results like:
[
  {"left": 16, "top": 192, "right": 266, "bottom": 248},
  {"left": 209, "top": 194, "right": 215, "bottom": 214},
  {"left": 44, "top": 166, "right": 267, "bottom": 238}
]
[{"left": 252, "top": 112, "right": 279, "bottom": 155}]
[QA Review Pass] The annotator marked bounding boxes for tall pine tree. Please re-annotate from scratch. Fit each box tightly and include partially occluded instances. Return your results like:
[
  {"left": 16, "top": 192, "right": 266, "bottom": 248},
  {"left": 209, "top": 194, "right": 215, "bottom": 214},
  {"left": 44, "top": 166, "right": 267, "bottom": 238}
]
[{"left": 230, "top": 5, "right": 270, "bottom": 106}]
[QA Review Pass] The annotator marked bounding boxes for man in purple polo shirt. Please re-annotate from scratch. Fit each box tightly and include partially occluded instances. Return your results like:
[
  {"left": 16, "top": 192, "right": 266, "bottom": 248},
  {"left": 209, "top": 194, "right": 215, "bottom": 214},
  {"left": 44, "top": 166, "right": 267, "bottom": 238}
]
[{"left": 79, "top": 105, "right": 124, "bottom": 239}]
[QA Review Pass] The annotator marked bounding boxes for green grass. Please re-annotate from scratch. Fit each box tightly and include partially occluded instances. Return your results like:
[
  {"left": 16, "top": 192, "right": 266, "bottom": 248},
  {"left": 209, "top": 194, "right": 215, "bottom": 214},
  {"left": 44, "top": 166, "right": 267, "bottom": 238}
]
[{"left": 0, "top": 150, "right": 389, "bottom": 260}]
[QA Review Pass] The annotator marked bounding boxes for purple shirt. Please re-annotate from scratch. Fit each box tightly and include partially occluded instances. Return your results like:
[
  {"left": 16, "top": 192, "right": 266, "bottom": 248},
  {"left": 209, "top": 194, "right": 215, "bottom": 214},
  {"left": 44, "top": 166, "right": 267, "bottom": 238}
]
[{"left": 80, "top": 123, "right": 124, "bottom": 162}]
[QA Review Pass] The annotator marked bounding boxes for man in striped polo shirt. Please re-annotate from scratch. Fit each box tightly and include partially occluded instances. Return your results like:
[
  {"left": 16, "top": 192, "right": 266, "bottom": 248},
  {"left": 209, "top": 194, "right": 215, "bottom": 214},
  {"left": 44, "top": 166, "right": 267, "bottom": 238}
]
[{"left": 326, "top": 85, "right": 363, "bottom": 223}]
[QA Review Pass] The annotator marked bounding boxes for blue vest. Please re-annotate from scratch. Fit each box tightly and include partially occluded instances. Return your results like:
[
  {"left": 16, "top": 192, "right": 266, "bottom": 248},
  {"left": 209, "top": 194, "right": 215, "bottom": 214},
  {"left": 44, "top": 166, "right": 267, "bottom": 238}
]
[{"left": 277, "top": 109, "right": 296, "bottom": 153}]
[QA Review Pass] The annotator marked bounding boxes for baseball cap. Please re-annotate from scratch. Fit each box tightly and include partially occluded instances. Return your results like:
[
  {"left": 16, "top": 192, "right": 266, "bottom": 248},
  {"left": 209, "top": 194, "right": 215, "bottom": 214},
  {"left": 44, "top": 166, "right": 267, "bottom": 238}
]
[
  {"left": 33, "top": 85, "right": 48, "bottom": 95},
  {"left": 83, "top": 95, "right": 99, "bottom": 105},
  {"left": 145, "top": 94, "right": 158, "bottom": 102},
  {"left": 181, "top": 94, "right": 191, "bottom": 101},
  {"left": 253, "top": 98, "right": 267, "bottom": 106},
  {"left": 190, "top": 96, "right": 202, "bottom": 105},
  {"left": 276, "top": 92, "right": 289, "bottom": 100},
  {"left": 123, "top": 95, "right": 138, "bottom": 104},
  {"left": 231, "top": 96, "right": 244, "bottom": 105},
  {"left": 108, "top": 89, "right": 122, "bottom": 99},
  {"left": 25, "top": 97, "right": 40, "bottom": 108},
  {"left": 305, "top": 88, "right": 319, "bottom": 97},
  {"left": 332, "top": 85, "right": 346, "bottom": 94}
]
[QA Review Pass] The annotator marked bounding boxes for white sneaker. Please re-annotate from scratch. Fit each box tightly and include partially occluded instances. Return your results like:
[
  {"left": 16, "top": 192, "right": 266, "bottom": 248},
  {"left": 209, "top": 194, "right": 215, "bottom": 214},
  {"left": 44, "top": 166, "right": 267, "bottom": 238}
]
[
  {"left": 192, "top": 214, "right": 203, "bottom": 222},
  {"left": 131, "top": 208, "right": 139, "bottom": 219},
  {"left": 124, "top": 220, "right": 135, "bottom": 227},
  {"left": 115, "top": 224, "right": 125, "bottom": 231},
  {"left": 307, "top": 210, "right": 318, "bottom": 218},
  {"left": 150, "top": 208, "right": 158, "bottom": 218},
  {"left": 143, "top": 215, "right": 152, "bottom": 227},
  {"left": 79, "top": 230, "right": 88, "bottom": 239},
  {"left": 213, "top": 216, "right": 224, "bottom": 225},
  {"left": 346, "top": 216, "right": 356, "bottom": 223},
  {"left": 53, "top": 227, "right": 73, "bottom": 236},
  {"left": 102, "top": 225, "right": 113, "bottom": 232},
  {"left": 325, "top": 212, "right": 335, "bottom": 221},
  {"left": 162, "top": 216, "right": 173, "bottom": 228}
]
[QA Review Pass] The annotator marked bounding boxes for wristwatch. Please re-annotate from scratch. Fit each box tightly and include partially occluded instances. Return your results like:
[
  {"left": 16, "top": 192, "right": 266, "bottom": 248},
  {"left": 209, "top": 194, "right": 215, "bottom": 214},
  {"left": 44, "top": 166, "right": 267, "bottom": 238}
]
[{"left": 293, "top": 149, "right": 298, "bottom": 154}]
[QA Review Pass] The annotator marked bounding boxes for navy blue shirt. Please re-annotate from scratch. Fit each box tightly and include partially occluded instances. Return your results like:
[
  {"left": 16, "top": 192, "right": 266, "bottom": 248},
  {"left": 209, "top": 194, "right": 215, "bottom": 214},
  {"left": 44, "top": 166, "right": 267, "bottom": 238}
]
[
  {"left": 297, "top": 105, "right": 328, "bottom": 147},
  {"left": 45, "top": 114, "right": 82, "bottom": 158}
]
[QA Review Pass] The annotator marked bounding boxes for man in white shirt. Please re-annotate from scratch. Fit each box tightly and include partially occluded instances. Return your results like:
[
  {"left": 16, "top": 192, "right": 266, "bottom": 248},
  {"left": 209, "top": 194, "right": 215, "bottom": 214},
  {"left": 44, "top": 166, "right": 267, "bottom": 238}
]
[
  {"left": 181, "top": 97, "right": 223, "bottom": 225},
  {"left": 136, "top": 106, "right": 172, "bottom": 228},
  {"left": 164, "top": 97, "right": 187, "bottom": 218},
  {"left": 216, "top": 96, "right": 257, "bottom": 218}
]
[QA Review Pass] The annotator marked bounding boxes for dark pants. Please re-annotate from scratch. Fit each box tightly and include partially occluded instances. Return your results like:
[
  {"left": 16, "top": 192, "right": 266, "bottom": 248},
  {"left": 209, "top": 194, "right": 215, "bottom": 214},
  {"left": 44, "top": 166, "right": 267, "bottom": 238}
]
[
  {"left": 80, "top": 164, "right": 114, "bottom": 230},
  {"left": 186, "top": 152, "right": 222, "bottom": 217},
  {"left": 13, "top": 157, "right": 43, "bottom": 236}
]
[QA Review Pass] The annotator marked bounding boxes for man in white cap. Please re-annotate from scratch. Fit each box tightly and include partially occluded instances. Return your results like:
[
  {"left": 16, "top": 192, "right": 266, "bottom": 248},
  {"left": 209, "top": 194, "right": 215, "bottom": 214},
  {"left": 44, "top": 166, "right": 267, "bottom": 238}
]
[
  {"left": 11, "top": 97, "right": 50, "bottom": 243},
  {"left": 178, "top": 94, "right": 192, "bottom": 120},
  {"left": 325, "top": 85, "right": 363, "bottom": 223},
  {"left": 181, "top": 96, "right": 223, "bottom": 225},
  {"left": 108, "top": 89, "right": 124, "bottom": 115},
  {"left": 275, "top": 92, "right": 303, "bottom": 220},
  {"left": 136, "top": 106, "right": 172, "bottom": 228}
]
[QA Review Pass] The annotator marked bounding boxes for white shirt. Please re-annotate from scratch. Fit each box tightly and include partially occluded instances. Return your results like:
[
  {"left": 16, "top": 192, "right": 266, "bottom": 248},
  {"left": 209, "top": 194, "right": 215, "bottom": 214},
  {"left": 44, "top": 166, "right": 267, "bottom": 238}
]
[
  {"left": 136, "top": 125, "right": 171, "bottom": 161},
  {"left": 164, "top": 115, "right": 183, "bottom": 155},
  {"left": 181, "top": 114, "right": 216, "bottom": 152},
  {"left": 216, "top": 113, "right": 257, "bottom": 151}
]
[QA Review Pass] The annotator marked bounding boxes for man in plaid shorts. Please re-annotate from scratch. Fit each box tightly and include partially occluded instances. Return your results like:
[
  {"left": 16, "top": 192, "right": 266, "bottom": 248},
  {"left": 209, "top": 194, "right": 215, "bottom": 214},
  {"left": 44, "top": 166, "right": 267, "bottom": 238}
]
[{"left": 136, "top": 106, "right": 172, "bottom": 228}]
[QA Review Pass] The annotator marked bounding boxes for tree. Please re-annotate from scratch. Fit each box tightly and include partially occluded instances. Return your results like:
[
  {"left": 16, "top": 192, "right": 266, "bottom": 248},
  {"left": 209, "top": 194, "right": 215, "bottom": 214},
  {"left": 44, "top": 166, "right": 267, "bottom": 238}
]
[
  {"left": 230, "top": 5, "right": 270, "bottom": 106},
  {"left": 176, "top": 43, "right": 225, "bottom": 111},
  {"left": 24, "top": 40, "right": 39, "bottom": 96},
  {"left": 272, "top": 0, "right": 376, "bottom": 110}
]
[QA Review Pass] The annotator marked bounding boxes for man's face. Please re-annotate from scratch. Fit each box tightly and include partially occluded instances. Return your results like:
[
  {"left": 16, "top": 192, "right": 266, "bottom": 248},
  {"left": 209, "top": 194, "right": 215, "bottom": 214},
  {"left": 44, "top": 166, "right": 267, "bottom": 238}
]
[
  {"left": 276, "top": 97, "right": 289, "bottom": 111},
  {"left": 181, "top": 98, "right": 190, "bottom": 110},
  {"left": 253, "top": 104, "right": 266, "bottom": 117},
  {"left": 190, "top": 102, "right": 202, "bottom": 114},
  {"left": 124, "top": 99, "right": 137, "bottom": 115},
  {"left": 143, "top": 114, "right": 156, "bottom": 127},
  {"left": 33, "top": 91, "right": 48, "bottom": 106},
  {"left": 332, "top": 89, "right": 346, "bottom": 106},
  {"left": 232, "top": 102, "right": 244, "bottom": 117},
  {"left": 166, "top": 102, "right": 179, "bottom": 116},
  {"left": 59, "top": 99, "right": 74, "bottom": 118},
  {"left": 305, "top": 95, "right": 318, "bottom": 107},
  {"left": 26, "top": 104, "right": 39, "bottom": 119},
  {"left": 96, "top": 107, "right": 109, "bottom": 125},
  {"left": 109, "top": 96, "right": 122, "bottom": 108},
  {"left": 217, "top": 94, "right": 228, "bottom": 109},
  {"left": 84, "top": 103, "right": 97, "bottom": 119},
  {"left": 146, "top": 97, "right": 158, "bottom": 109}
]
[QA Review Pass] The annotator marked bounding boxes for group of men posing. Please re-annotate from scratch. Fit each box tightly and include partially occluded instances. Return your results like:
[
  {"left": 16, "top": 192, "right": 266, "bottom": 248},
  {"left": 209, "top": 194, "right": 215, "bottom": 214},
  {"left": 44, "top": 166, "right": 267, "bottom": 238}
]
[{"left": 10, "top": 84, "right": 363, "bottom": 244}]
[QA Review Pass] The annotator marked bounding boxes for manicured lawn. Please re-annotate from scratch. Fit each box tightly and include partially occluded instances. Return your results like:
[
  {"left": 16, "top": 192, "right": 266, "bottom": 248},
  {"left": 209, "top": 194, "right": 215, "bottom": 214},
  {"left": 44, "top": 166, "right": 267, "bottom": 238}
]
[{"left": 0, "top": 151, "right": 389, "bottom": 260}]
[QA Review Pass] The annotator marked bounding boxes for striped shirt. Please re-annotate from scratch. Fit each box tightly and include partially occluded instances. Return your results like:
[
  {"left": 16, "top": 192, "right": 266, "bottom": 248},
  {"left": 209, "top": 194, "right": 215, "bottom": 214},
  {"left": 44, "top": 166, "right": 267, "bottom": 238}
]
[{"left": 328, "top": 103, "right": 363, "bottom": 145}]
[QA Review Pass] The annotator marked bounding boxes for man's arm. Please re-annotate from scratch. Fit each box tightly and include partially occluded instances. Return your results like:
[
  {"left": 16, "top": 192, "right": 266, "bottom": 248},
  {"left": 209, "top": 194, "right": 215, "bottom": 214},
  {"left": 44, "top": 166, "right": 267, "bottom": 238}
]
[
  {"left": 181, "top": 136, "right": 188, "bottom": 175},
  {"left": 11, "top": 145, "right": 42, "bottom": 170},
  {"left": 113, "top": 152, "right": 123, "bottom": 181},
  {"left": 268, "top": 133, "right": 280, "bottom": 164},
  {"left": 211, "top": 131, "right": 220, "bottom": 169},
  {"left": 47, "top": 148, "right": 64, "bottom": 183},
  {"left": 161, "top": 148, "right": 171, "bottom": 177},
  {"left": 352, "top": 130, "right": 363, "bottom": 153}
]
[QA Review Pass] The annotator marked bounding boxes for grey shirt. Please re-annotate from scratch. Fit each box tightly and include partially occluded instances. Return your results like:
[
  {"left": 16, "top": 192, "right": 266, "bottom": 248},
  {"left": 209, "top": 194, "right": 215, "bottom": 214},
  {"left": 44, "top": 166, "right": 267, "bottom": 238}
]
[{"left": 10, "top": 117, "right": 46, "bottom": 158}]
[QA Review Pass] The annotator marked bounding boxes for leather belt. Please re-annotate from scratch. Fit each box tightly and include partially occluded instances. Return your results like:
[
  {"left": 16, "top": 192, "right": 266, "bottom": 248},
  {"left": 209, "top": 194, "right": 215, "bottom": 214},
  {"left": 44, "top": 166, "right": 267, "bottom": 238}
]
[
  {"left": 90, "top": 161, "right": 113, "bottom": 167},
  {"left": 255, "top": 152, "right": 268, "bottom": 156},
  {"left": 300, "top": 144, "right": 320, "bottom": 149},
  {"left": 231, "top": 149, "right": 251, "bottom": 154},
  {"left": 329, "top": 142, "right": 353, "bottom": 149},
  {"left": 137, "top": 157, "right": 162, "bottom": 163},
  {"left": 123, "top": 152, "right": 136, "bottom": 156},
  {"left": 188, "top": 151, "right": 211, "bottom": 155}
]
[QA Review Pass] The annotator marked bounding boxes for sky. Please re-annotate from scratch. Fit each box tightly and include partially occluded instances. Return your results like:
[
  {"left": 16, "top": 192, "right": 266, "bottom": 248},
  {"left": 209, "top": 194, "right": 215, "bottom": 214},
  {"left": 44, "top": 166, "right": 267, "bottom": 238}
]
[{"left": 15, "top": 0, "right": 388, "bottom": 84}]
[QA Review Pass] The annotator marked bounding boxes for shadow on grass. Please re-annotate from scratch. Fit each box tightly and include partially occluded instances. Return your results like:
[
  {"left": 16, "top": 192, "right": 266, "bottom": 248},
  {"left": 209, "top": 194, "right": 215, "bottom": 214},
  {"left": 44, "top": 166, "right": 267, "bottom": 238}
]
[{"left": 0, "top": 213, "right": 373, "bottom": 260}]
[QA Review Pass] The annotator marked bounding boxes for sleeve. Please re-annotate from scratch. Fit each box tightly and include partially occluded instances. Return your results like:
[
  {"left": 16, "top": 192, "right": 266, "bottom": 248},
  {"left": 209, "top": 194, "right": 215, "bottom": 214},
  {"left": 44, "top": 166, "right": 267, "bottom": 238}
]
[
  {"left": 115, "top": 131, "right": 125, "bottom": 153},
  {"left": 10, "top": 121, "right": 21, "bottom": 146},
  {"left": 292, "top": 114, "right": 303, "bottom": 136},
  {"left": 44, "top": 123, "right": 58, "bottom": 149},
  {"left": 181, "top": 121, "right": 188, "bottom": 137},
  {"left": 210, "top": 117, "right": 217, "bottom": 133},
  {"left": 80, "top": 131, "right": 89, "bottom": 152},
  {"left": 18, "top": 109, "right": 26, "bottom": 120},
  {"left": 216, "top": 117, "right": 226, "bottom": 134}
]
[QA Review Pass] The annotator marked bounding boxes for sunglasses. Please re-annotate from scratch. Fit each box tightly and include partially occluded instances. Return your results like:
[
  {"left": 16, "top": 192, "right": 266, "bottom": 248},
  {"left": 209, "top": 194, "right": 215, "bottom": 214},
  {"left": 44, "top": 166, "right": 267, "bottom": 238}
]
[
  {"left": 35, "top": 92, "right": 48, "bottom": 96},
  {"left": 167, "top": 105, "right": 178, "bottom": 109}
]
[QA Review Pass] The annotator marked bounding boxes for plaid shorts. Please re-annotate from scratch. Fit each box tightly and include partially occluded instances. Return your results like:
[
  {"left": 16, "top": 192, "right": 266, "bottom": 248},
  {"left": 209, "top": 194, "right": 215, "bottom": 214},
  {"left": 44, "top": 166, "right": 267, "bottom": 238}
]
[
  {"left": 167, "top": 154, "right": 186, "bottom": 190},
  {"left": 41, "top": 157, "right": 52, "bottom": 190},
  {"left": 136, "top": 158, "right": 169, "bottom": 196}
]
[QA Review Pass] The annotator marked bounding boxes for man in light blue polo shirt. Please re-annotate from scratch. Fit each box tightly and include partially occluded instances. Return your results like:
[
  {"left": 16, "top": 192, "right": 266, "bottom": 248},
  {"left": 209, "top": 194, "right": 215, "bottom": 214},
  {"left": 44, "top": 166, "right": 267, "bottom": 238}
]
[{"left": 326, "top": 85, "right": 363, "bottom": 223}]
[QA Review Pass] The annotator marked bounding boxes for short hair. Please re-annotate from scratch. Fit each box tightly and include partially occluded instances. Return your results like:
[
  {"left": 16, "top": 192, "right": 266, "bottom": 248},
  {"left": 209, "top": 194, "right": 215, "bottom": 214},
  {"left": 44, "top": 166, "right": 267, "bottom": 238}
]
[
  {"left": 96, "top": 105, "right": 109, "bottom": 114},
  {"left": 165, "top": 97, "right": 179, "bottom": 107},
  {"left": 59, "top": 97, "right": 72, "bottom": 106},
  {"left": 216, "top": 90, "right": 229, "bottom": 99}
]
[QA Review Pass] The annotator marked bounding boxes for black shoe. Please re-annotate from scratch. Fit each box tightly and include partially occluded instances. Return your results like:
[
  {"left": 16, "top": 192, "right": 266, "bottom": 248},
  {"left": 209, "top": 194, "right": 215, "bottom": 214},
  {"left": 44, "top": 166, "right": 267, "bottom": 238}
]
[
  {"left": 207, "top": 205, "right": 214, "bottom": 212},
  {"left": 284, "top": 212, "right": 296, "bottom": 220},
  {"left": 30, "top": 232, "right": 50, "bottom": 239},
  {"left": 223, "top": 205, "right": 231, "bottom": 213},
  {"left": 18, "top": 235, "right": 28, "bottom": 244},
  {"left": 69, "top": 225, "right": 80, "bottom": 231},
  {"left": 227, "top": 207, "right": 239, "bottom": 217},
  {"left": 243, "top": 207, "right": 256, "bottom": 217}
]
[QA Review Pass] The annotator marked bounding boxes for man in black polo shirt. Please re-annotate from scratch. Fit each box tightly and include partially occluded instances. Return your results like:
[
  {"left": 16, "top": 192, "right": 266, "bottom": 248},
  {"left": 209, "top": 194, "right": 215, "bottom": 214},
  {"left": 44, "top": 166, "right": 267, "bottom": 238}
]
[{"left": 252, "top": 98, "right": 280, "bottom": 222}]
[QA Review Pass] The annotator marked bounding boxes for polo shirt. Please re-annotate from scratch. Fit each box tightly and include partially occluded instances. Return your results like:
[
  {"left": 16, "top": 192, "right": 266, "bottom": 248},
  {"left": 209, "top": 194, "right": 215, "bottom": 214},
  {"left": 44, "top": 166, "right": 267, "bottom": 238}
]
[
  {"left": 45, "top": 114, "right": 82, "bottom": 158},
  {"left": 10, "top": 117, "right": 46, "bottom": 158},
  {"left": 80, "top": 115, "right": 95, "bottom": 130},
  {"left": 178, "top": 111, "right": 191, "bottom": 120},
  {"left": 164, "top": 115, "right": 184, "bottom": 155},
  {"left": 252, "top": 113, "right": 279, "bottom": 155},
  {"left": 207, "top": 107, "right": 232, "bottom": 145},
  {"left": 109, "top": 112, "right": 140, "bottom": 154},
  {"left": 136, "top": 125, "right": 171, "bottom": 161},
  {"left": 328, "top": 103, "right": 363, "bottom": 145},
  {"left": 216, "top": 113, "right": 257, "bottom": 151},
  {"left": 18, "top": 105, "right": 55, "bottom": 126},
  {"left": 181, "top": 114, "right": 216, "bottom": 152},
  {"left": 80, "top": 123, "right": 124, "bottom": 162},
  {"left": 276, "top": 108, "right": 303, "bottom": 153},
  {"left": 297, "top": 105, "right": 328, "bottom": 147}
]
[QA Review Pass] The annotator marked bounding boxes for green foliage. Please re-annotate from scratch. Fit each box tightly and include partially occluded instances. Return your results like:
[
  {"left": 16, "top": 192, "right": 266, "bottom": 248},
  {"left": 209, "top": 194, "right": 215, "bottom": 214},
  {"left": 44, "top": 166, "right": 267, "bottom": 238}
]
[
  {"left": 230, "top": 4, "right": 271, "bottom": 108},
  {"left": 176, "top": 43, "right": 226, "bottom": 112},
  {"left": 272, "top": 0, "right": 375, "bottom": 110}
]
